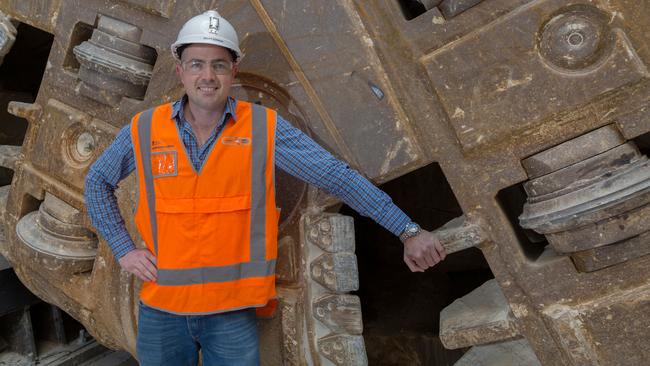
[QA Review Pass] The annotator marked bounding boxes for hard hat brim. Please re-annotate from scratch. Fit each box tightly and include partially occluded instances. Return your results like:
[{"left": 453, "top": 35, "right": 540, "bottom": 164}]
[{"left": 171, "top": 40, "right": 243, "bottom": 61}]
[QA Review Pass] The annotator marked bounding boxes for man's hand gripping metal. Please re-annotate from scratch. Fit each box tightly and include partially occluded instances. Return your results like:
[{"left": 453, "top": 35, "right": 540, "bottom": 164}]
[
  {"left": 403, "top": 216, "right": 489, "bottom": 272},
  {"left": 403, "top": 231, "right": 446, "bottom": 272}
]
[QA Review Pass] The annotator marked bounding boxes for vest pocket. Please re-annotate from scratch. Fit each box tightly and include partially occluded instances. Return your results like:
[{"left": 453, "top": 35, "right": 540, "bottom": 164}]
[{"left": 154, "top": 196, "right": 253, "bottom": 269}]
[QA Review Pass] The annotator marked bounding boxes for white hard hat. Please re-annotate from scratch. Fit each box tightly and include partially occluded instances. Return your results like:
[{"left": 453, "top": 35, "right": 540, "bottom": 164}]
[{"left": 171, "top": 10, "right": 243, "bottom": 62}]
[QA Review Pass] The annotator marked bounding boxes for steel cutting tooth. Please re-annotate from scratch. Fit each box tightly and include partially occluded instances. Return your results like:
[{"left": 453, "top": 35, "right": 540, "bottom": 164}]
[
  {"left": 310, "top": 253, "right": 359, "bottom": 292},
  {"left": 96, "top": 14, "right": 142, "bottom": 42},
  {"left": 72, "top": 14, "right": 155, "bottom": 106},
  {"left": 440, "top": 279, "right": 520, "bottom": 349},
  {"left": 313, "top": 294, "right": 363, "bottom": 335},
  {"left": 15, "top": 193, "right": 98, "bottom": 274},
  {"left": 547, "top": 202, "right": 650, "bottom": 253},
  {"left": 317, "top": 334, "right": 368, "bottom": 366},
  {"left": 90, "top": 29, "right": 156, "bottom": 63},
  {"left": 523, "top": 143, "right": 642, "bottom": 200},
  {"left": 571, "top": 231, "right": 650, "bottom": 272},
  {"left": 521, "top": 125, "right": 625, "bottom": 179},
  {"left": 303, "top": 213, "right": 367, "bottom": 365},
  {"left": 306, "top": 214, "right": 355, "bottom": 253}
]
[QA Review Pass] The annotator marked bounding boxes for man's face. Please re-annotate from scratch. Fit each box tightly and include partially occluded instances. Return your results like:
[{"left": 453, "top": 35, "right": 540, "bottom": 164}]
[{"left": 176, "top": 44, "right": 237, "bottom": 112}]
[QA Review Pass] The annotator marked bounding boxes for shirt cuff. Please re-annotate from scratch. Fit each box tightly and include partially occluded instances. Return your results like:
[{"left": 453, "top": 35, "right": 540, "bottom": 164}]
[
  {"left": 388, "top": 211, "right": 412, "bottom": 237},
  {"left": 107, "top": 229, "right": 137, "bottom": 259}
]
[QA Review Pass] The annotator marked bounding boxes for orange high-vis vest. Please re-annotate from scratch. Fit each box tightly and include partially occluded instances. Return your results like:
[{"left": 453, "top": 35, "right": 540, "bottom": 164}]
[{"left": 130, "top": 100, "right": 279, "bottom": 315}]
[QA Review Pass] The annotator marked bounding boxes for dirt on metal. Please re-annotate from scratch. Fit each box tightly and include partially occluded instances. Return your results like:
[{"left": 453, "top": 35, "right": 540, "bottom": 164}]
[{"left": 0, "top": 1, "right": 649, "bottom": 365}]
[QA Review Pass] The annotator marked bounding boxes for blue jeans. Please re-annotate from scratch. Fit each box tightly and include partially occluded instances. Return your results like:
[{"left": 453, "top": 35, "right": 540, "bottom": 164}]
[{"left": 136, "top": 303, "right": 260, "bottom": 366}]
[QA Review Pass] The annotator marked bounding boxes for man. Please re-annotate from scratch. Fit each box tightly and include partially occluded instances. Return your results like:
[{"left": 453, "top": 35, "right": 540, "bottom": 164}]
[{"left": 84, "top": 9, "right": 446, "bottom": 366}]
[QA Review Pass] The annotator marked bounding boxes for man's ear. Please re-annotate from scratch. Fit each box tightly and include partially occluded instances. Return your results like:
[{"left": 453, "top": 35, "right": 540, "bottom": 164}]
[{"left": 175, "top": 63, "right": 182, "bottom": 77}]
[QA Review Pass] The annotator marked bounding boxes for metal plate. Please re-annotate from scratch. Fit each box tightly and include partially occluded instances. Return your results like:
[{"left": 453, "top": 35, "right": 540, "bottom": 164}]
[{"left": 422, "top": 1, "right": 648, "bottom": 151}]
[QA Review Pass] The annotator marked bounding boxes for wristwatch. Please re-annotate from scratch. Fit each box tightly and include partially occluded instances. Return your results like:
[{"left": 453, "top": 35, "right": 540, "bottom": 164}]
[{"left": 399, "top": 222, "right": 422, "bottom": 243}]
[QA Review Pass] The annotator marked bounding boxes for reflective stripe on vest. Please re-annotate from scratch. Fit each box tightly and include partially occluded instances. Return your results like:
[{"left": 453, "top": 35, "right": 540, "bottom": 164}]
[{"left": 134, "top": 102, "right": 275, "bottom": 286}]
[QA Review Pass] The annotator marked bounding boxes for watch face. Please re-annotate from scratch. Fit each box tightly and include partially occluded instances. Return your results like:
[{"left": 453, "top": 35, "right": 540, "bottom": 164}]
[
  {"left": 400, "top": 223, "right": 421, "bottom": 242},
  {"left": 406, "top": 223, "right": 420, "bottom": 233}
]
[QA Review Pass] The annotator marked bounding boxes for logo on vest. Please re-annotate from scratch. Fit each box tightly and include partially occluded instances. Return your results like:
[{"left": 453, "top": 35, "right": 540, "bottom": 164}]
[
  {"left": 152, "top": 150, "right": 178, "bottom": 178},
  {"left": 221, "top": 136, "right": 251, "bottom": 146},
  {"left": 152, "top": 140, "right": 173, "bottom": 150}
]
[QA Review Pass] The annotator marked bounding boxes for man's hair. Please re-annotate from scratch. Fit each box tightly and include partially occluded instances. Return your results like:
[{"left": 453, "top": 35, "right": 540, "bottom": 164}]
[{"left": 177, "top": 44, "right": 237, "bottom": 62}]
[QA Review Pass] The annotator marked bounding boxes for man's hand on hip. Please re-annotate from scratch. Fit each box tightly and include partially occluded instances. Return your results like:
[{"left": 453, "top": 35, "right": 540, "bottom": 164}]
[
  {"left": 118, "top": 249, "right": 157, "bottom": 282},
  {"left": 403, "top": 230, "right": 446, "bottom": 272}
]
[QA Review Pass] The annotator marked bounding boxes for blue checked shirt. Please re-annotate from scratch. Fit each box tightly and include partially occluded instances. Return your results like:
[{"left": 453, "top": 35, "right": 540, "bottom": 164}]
[{"left": 84, "top": 97, "right": 411, "bottom": 259}]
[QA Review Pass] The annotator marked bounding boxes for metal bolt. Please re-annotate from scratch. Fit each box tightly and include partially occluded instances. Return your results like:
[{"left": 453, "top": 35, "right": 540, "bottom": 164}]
[
  {"left": 75, "top": 132, "right": 95, "bottom": 160},
  {"left": 567, "top": 31, "right": 584, "bottom": 46}
]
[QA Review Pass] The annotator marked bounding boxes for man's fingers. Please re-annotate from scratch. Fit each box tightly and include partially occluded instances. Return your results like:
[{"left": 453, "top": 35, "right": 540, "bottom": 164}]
[
  {"left": 428, "top": 244, "right": 441, "bottom": 263},
  {"left": 139, "top": 262, "right": 157, "bottom": 282},
  {"left": 136, "top": 255, "right": 157, "bottom": 281},
  {"left": 117, "top": 249, "right": 159, "bottom": 282},
  {"left": 131, "top": 268, "right": 150, "bottom": 282},
  {"left": 143, "top": 251, "right": 157, "bottom": 265},
  {"left": 424, "top": 250, "right": 439, "bottom": 267},
  {"left": 127, "top": 258, "right": 156, "bottom": 282},
  {"left": 404, "top": 258, "right": 418, "bottom": 272},
  {"left": 403, "top": 231, "right": 450, "bottom": 272},
  {"left": 140, "top": 256, "right": 157, "bottom": 274},
  {"left": 422, "top": 251, "right": 435, "bottom": 267},
  {"left": 412, "top": 256, "right": 428, "bottom": 271},
  {"left": 141, "top": 265, "right": 156, "bottom": 282},
  {"left": 405, "top": 257, "right": 424, "bottom": 272},
  {"left": 406, "top": 245, "right": 430, "bottom": 271},
  {"left": 434, "top": 239, "right": 447, "bottom": 260}
]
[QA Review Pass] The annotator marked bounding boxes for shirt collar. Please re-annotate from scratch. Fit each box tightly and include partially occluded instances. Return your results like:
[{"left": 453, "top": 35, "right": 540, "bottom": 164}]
[{"left": 171, "top": 95, "right": 237, "bottom": 126}]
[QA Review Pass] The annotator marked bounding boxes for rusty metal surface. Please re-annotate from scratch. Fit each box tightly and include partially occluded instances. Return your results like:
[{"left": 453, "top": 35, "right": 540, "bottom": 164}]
[{"left": 0, "top": 1, "right": 648, "bottom": 365}]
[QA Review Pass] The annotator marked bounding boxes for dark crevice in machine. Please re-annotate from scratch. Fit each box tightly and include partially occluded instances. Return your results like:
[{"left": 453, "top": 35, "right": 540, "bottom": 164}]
[
  {"left": 634, "top": 130, "right": 650, "bottom": 156},
  {"left": 497, "top": 184, "right": 549, "bottom": 261},
  {"left": 397, "top": 0, "right": 488, "bottom": 21},
  {"left": 0, "top": 21, "right": 51, "bottom": 147},
  {"left": 340, "top": 162, "right": 493, "bottom": 365}
]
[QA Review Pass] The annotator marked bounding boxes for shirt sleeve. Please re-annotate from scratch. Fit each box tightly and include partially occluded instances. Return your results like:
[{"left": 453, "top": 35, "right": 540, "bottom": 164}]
[
  {"left": 274, "top": 116, "right": 411, "bottom": 236},
  {"left": 84, "top": 125, "right": 137, "bottom": 259}
]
